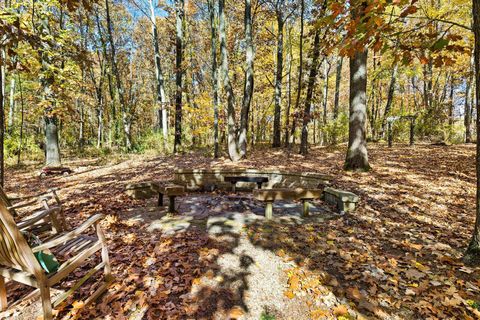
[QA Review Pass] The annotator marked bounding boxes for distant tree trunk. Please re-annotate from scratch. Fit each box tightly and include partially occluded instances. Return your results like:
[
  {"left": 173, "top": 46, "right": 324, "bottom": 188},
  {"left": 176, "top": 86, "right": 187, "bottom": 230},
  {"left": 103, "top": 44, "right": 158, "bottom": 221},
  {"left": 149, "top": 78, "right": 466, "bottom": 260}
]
[
  {"left": 239, "top": 0, "right": 254, "bottom": 157},
  {"left": 173, "top": 0, "right": 184, "bottom": 153},
  {"left": 78, "top": 98, "right": 84, "bottom": 147},
  {"left": 289, "top": 0, "right": 304, "bottom": 147},
  {"left": 149, "top": 0, "right": 168, "bottom": 147},
  {"left": 466, "top": 0, "right": 480, "bottom": 259},
  {"left": 299, "top": 30, "right": 321, "bottom": 155},
  {"left": 323, "top": 62, "right": 329, "bottom": 123},
  {"left": 448, "top": 77, "right": 455, "bottom": 126},
  {"left": 272, "top": 10, "right": 284, "bottom": 148},
  {"left": 284, "top": 25, "right": 293, "bottom": 146},
  {"left": 17, "top": 75, "right": 24, "bottom": 165},
  {"left": 379, "top": 63, "right": 398, "bottom": 138},
  {"left": 466, "top": 56, "right": 474, "bottom": 143},
  {"left": 208, "top": 0, "right": 220, "bottom": 158},
  {"left": 332, "top": 56, "right": 343, "bottom": 144},
  {"left": 7, "top": 78, "right": 14, "bottom": 134},
  {"left": 219, "top": 0, "right": 241, "bottom": 161},
  {"left": 105, "top": 0, "right": 131, "bottom": 149},
  {"left": 344, "top": 44, "right": 370, "bottom": 169}
]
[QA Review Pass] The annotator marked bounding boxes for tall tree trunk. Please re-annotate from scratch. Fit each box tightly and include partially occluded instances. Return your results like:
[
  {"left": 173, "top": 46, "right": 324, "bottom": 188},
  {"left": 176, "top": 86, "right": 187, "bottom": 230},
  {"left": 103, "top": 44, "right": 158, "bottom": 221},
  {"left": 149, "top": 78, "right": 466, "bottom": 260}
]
[
  {"left": 344, "top": 45, "right": 370, "bottom": 171},
  {"left": 149, "top": 0, "right": 168, "bottom": 147},
  {"left": 380, "top": 63, "right": 398, "bottom": 138},
  {"left": 448, "top": 77, "right": 455, "bottom": 126},
  {"left": 332, "top": 56, "right": 343, "bottom": 145},
  {"left": 466, "top": 0, "right": 480, "bottom": 259},
  {"left": 219, "top": 0, "right": 241, "bottom": 161},
  {"left": 7, "top": 78, "right": 14, "bottom": 134},
  {"left": 173, "top": 0, "right": 184, "bottom": 153},
  {"left": 208, "top": 0, "right": 220, "bottom": 158},
  {"left": 272, "top": 11, "right": 284, "bottom": 147},
  {"left": 299, "top": 30, "right": 321, "bottom": 155},
  {"left": 284, "top": 24, "right": 293, "bottom": 146},
  {"left": 466, "top": 55, "right": 474, "bottom": 143},
  {"left": 105, "top": 0, "right": 131, "bottom": 149},
  {"left": 289, "top": 0, "right": 304, "bottom": 147},
  {"left": 239, "top": 0, "right": 254, "bottom": 157},
  {"left": 78, "top": 98, "right": 84, "bottom": 147},
  {"left": 17, "top": 75, "right": 24, "bottom": 165}
]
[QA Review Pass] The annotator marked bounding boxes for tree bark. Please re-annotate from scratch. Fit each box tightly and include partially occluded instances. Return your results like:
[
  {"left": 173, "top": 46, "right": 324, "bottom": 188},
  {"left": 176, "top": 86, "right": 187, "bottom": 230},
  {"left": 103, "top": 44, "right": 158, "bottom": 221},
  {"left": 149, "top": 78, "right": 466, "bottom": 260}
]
[
  {"left": 149, "top": 0, "right": 168, "bottom": 147},
  {"left": 332, "top": 56, "right": 343, "bottom": 144},
  {"left": 208, "top": 0, "right": 220, "bottom": 158},
  {"left": 380, "top": 63, "right": 398, "bottom": 138},
  {"left": 289, "top": 0, "right": 304, "bottom": 147},
  {"left": 299, "top": 30, "right": 321, "bottom": 155},
  {"left": 284, "top": 24, "right": 293, "bottom": 146},
  {"left": 272, "top": 10, "right": 284, "bottom": 148},
  {"left": 344, "top": 48, "right": 370, "bottom": 171},
  {"left": 219, "top": 0, "right": 241, "bottom": 161},
  {"left": 466, "top": 0, "right": 480, "bottom": 259},
  {"left": 173, "top": 0, "right": 184, "bottom": 153},
  {"left": 17, "top": 75, "right": 24, "bottom": 165},
  {"left": 466, "top": 56, "right": 474, "bottom": 143},
  {"left": 7, "top": 78, "right": 14, "bottom": 134},
  {"left": 105, "top": 0, "right": 131, "bottom": 149},
  {"left": 239, "top": 0, "right": 254, "bottom": 157}
]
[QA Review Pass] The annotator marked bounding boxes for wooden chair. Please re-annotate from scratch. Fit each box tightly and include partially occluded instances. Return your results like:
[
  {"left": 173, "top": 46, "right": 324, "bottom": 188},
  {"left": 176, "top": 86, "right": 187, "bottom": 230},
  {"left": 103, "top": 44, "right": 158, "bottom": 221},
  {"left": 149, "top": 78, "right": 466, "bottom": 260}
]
[
  {"left": 0, "top": 196, "right": 112, "bottom": 320},
  {"left": 0, "top": 187, "right": 68, "bottom": 237}
]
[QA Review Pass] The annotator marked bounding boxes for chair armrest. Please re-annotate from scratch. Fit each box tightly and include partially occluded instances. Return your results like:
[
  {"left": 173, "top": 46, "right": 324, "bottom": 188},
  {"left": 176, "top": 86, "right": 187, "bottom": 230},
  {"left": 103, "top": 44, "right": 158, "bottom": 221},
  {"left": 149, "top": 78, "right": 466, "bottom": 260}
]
[
  {"left": 32, "top": 214, "right": 105, "bottom": 252},
  {"left": 10, "top": 188, "right": 60, "bottom": 202},
  {"left": 17, "top": 207, "right": 62, "bottom": 229}
]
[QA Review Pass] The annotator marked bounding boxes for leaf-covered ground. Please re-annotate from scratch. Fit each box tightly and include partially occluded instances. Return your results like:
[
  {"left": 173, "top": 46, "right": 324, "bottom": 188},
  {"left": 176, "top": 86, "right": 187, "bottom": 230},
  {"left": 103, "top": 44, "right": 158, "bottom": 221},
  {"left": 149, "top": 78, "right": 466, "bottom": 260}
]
[{"left": 2, "top": 143, "right": 480, "bottom": 319}]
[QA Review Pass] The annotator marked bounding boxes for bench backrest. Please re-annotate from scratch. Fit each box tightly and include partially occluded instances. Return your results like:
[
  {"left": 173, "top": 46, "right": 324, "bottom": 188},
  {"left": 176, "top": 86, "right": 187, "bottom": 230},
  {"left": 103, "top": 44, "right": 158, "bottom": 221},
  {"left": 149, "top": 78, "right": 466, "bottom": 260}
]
[{"left": 0, "top": 194, "right": 43, "bottom": 277}]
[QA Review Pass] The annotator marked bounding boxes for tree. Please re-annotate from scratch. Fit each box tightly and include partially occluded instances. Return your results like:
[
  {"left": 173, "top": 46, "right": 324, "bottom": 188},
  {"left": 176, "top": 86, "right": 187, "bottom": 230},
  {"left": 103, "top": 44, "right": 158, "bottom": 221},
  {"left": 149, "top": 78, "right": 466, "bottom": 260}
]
[
  {"left": 208, "top": 0, "right": 220, "bottom": 158},
  {"left": 239, "top": 0, "right": 254, "bottom": 157},
  {"left": 300, "top": 30, "right": 321, "bottom": 155},
  {"left": 466, "top": 0, "right": 480, "bottom": 261},
  {"left": 173, "top": 0, "right": 185, "bottom": 153},
  {"left": 344, "top": 1, "right": 370, "bottom": 171},
  {"left": 148, "top": 0, "right": 168, "bottom": 148}
]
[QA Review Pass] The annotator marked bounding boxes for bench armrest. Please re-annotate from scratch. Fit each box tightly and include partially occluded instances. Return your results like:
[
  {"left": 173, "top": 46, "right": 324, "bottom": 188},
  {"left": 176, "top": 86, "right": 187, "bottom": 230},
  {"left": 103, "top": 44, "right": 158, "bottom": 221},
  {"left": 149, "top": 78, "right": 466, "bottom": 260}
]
[
  {"left": 32, "top": 214, "right": 105, "bottom": 252},
  {"left": 17, "top": 207, "right": 62, "bottom": 229}
]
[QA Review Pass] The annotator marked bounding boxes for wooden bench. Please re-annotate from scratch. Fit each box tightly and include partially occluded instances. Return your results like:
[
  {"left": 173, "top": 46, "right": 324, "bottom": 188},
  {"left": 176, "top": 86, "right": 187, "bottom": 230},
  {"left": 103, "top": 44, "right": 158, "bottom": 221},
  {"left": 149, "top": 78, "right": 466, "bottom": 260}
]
[
  {"left": 125, "top": 182, "right": 157, "bottom": 200},
  {"left": 224, "top": 176, "right": 269, "bottom": 192},
  {"left": 253, "top": 188, "right": 323, "bottom": 219},
  {"left": 151, "top": 184, "right": 185, "bottom": 213},
  {"left": 323, "top": 187, "right": 359, "bottom": 213}
]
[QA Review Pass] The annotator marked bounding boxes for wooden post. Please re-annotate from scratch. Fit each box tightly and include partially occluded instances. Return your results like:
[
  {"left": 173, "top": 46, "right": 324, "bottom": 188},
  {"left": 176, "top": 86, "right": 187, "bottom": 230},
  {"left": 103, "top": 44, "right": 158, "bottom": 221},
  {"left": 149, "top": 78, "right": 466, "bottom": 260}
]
[
  {"left": 409, "top": 118, "right": 415, "bottom": 146},
  {"left": 0, "top": 275, "right": 7, "bottom": 311},
  {"left": 265, "top": 201, "right": 273, "bottom": 219},
  {"left": 302, "top": 199, "right": 309, "bottom": 217},
  {"left": 40, "top": 284, "right": 53, "bottom": 320},
  {"left": 158, "top": 193, "right": 163, "bottom": 206},
  {"left": 168, "top": 196, "right": 176, "bottom": 213},
  {"left": 387, "top": 121, "right": 393, "bottom": 148}
]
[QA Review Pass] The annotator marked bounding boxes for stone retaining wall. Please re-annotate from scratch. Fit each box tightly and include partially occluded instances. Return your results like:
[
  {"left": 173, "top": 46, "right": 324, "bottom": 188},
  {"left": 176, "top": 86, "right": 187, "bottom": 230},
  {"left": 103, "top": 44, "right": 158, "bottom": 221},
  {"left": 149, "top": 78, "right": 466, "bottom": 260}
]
[{"left": 173, "top": 169, "right": 332, "bottom": 191}]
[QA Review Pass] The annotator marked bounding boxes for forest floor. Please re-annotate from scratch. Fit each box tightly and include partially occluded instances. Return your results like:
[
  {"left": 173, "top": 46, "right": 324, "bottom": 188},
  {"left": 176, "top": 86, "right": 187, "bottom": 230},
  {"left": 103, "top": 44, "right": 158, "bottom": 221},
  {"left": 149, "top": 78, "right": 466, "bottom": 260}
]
[{"left": 2, "top": 143, "right": 480, "bottom": 319}]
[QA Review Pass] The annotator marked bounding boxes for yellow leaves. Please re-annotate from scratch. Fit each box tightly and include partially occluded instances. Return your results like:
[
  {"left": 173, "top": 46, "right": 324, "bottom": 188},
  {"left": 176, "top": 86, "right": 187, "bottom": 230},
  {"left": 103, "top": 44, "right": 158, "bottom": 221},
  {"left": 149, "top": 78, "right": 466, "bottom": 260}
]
[
  {"left": 284, "top": 290, "right": 295, "bottom": 299},
  {"left": 310, "top": 308, "right": 329, "bottom": 319},
  {"left": 332, "top": 305, "right": 349, "bottom": 317},
  {"left": 289, "top": 274, "right": 300, "bottom": 291},
  {"left": 228, "top": 306, "right": 244, "bottom": 318}
]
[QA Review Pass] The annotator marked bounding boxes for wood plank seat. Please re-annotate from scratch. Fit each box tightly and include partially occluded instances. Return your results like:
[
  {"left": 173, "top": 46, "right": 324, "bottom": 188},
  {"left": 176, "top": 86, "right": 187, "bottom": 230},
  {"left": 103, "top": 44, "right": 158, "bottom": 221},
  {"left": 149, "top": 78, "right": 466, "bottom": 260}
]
[
  {"left": 224, "top": 176, "right": 269, "bottom": 192},
  {"left": 0, "top": 196, "right": 112, "bottom": 320},
  {"left": 151, "top": 184, "right": 185, "bottom": 213},
  {"left": 253, "top": 188, "right": 323, "bottom": 219}
]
